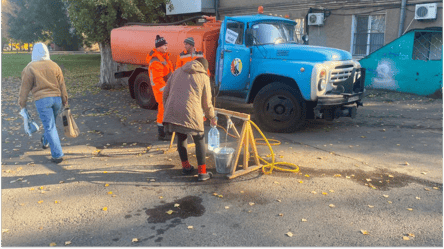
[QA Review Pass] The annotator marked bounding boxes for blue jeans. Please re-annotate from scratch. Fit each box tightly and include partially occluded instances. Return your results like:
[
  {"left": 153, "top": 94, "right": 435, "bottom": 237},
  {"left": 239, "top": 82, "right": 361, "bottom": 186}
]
[{"left": 35, "top": 97, "right": 64, "bottom": 159}]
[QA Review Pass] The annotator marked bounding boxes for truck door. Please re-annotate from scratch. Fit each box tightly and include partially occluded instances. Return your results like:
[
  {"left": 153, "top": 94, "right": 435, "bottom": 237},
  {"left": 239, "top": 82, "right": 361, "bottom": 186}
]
[{"left": 216, "top": 18, "right": 250, "bottom": 94}]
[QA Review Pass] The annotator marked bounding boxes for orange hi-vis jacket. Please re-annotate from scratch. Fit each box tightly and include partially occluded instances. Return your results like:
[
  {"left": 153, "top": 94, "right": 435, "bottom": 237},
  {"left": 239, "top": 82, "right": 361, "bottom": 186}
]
[
  {"left": 146, "top": 48, "right": 174, "bottom": 125},
  {"left": 176, "top": 49, "right": 211, "bottom": 76}
]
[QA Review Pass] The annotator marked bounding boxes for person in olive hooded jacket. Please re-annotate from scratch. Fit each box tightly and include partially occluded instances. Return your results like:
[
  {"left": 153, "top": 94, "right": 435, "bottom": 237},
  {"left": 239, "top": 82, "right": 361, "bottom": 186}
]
[
  {"left": 18, "top": 43, "right": 68, "bottom": 163},
  {"left": 163, "top": 58, "right": 217, "bottom": 181}
]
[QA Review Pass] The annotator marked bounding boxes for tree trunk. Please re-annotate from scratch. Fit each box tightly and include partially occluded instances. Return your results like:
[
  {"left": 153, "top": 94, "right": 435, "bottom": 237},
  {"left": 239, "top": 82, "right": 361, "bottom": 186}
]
[{"left": 99, "top": 42, "right": 128, "bottom": 90}]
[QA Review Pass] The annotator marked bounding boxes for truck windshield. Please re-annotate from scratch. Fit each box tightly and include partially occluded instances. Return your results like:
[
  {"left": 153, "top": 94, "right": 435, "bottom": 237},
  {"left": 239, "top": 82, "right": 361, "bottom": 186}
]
[{"left": 251, "top": 22, "right": 298, "bottom": 45}]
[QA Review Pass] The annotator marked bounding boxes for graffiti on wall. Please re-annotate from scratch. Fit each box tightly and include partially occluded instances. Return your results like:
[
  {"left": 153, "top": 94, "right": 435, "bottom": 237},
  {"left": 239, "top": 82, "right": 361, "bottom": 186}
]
[{"left": 370, "top": 59, "right": 399, "bottom": 90}]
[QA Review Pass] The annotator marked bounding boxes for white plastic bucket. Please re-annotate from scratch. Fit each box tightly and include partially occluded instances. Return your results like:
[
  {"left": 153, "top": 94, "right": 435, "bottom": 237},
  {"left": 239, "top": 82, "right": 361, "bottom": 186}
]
[{"left": 213, "top": 147, "right": 235, "bottom": 174}]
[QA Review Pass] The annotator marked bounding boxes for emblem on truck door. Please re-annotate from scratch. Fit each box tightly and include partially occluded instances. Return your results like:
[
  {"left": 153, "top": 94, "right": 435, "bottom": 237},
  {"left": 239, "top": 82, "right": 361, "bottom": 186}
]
[{"left": 230, "top": 58, "right": 242, "bottom": 76}]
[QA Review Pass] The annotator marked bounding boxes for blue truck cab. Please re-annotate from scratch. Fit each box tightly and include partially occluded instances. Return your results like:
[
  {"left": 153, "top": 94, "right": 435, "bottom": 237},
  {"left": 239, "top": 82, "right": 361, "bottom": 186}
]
[{"left": 215, "top": 15, "right": 365, "bottom": 132}]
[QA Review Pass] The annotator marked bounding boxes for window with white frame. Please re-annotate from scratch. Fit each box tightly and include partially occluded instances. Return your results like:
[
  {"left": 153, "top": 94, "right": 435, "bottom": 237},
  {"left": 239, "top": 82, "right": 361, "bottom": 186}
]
[
  {"left": 352, "top": 14, "right": 385, "bottom": 56},
  {"left": 294, "top": 18, "right": 305, "bottom": 43}
]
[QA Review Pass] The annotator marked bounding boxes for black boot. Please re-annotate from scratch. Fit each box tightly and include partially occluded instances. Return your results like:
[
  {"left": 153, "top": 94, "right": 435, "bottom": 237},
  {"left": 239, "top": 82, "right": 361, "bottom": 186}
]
[{"left": 157, "top": 126, "right": 169, "bottom": 141}]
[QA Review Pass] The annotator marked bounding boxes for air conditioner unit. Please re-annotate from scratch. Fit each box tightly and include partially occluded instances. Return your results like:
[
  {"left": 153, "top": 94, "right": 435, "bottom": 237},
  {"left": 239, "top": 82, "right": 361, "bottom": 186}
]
[
  {"left": 415, "top": 3, "right": 438, "bottom": 20},
  {"left": 308, "top": 13, "right": 324, "bottom": 26}
]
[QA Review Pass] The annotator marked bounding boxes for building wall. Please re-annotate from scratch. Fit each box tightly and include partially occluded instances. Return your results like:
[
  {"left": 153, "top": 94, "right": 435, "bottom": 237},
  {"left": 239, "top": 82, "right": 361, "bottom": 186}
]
[{"left": 218, "top": 0, "right": 442, "bottom": 56}]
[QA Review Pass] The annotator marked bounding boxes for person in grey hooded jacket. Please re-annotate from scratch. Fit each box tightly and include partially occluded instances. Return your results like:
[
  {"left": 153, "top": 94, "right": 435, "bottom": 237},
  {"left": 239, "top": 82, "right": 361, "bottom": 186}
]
[
  {"left": 18, "top": 43, "right": 68, "bottom": 163},
  {"left": 163, "top": 58, "right": 217, "bottom": 181}
]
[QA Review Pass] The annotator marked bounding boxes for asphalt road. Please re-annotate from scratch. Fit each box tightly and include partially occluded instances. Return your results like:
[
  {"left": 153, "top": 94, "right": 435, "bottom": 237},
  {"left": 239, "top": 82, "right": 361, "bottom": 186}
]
[{"left": 1, "top": 79, "right": 442, "bottom": 246}]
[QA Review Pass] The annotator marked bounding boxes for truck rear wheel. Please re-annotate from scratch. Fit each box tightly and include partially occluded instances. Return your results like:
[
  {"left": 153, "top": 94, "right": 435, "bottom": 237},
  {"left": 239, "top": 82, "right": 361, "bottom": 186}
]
[
  {"left": 253, "top": 83, "right": 306, "bottom": 133},
  {"left": 134, "top": 72, "right": 158, "bottom": 110}
]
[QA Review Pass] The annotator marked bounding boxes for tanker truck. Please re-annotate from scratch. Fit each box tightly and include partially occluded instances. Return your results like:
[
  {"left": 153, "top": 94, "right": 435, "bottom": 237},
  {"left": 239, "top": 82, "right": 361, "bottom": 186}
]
[{"left": 111, "top": 12, "right": 365, "bottom": 133}]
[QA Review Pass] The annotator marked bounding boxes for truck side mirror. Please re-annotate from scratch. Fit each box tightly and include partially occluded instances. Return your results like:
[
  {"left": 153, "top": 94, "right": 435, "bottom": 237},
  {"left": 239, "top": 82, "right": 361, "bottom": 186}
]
[
  {"left": 246, "top": 29, "right": 253, "bottom": 46},
  {"left": 302, "top": 34, "right": 309, "bottom": 44}
]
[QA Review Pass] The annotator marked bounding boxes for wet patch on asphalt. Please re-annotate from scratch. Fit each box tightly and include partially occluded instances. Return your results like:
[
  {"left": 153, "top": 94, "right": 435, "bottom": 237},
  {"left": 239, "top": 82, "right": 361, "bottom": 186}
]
[
  {"left": 145, "top": 196, "right": 205, "bottom": 223},
  {"left": 271, "top": 167, "right": 442, "bottom": 191}
]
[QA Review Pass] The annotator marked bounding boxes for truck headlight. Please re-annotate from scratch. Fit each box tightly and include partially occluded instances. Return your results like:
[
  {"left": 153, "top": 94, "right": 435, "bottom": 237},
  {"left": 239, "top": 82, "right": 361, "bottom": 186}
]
[{"left": 318, "top": 79, "right": 327, "bottom": 91}]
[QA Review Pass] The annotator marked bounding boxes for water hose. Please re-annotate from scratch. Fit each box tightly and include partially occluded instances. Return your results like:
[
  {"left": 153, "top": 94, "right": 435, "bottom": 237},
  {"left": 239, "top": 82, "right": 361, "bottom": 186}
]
[{"left": 215, "top": 119, "right": 299, "bottom": 175}]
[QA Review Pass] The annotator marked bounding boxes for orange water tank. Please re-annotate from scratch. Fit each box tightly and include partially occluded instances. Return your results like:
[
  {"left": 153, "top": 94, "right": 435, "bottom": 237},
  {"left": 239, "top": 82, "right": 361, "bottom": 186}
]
[{"left": 111, "top": 22, "right": 221, "bottom": 74}]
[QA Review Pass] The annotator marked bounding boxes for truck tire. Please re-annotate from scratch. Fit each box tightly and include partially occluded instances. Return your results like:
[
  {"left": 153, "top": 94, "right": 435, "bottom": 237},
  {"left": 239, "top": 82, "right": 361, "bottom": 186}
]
[
  {"left": 253, "top": 83, "right": 306, "bottom": 133},
  {"left": 134, "top": 72, "right": 158, "bottom": 110}
]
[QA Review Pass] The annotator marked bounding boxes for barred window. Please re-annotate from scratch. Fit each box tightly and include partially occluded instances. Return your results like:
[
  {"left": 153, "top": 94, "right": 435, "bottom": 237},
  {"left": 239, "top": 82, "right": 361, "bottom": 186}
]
[
  {"left": 352, "top": 15, "right": 385, "bottom": 56},
  {"left": 412, "top": 32, "right": 442, "bottom": 61}
]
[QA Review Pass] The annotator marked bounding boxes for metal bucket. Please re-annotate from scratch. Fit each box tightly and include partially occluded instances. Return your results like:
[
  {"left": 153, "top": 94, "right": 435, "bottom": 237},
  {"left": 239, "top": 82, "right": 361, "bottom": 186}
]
[{"left": 213, "top": 147, "right": 235, "bottom": 174}]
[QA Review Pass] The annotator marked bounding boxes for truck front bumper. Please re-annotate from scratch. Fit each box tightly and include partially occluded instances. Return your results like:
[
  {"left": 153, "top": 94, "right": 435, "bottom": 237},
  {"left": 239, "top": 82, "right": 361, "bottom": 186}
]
[{"left": 313, "top": 67, "right": 365, "bottom": 120}]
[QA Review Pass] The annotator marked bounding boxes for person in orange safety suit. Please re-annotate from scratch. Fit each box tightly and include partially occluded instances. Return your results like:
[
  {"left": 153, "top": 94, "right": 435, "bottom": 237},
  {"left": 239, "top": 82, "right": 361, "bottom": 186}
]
[
  {"left": 176, "top": 37, "right": 210, "bottom": 76},
  {"left": 146, "top": 35, "right": 174, "bottom": 140}
]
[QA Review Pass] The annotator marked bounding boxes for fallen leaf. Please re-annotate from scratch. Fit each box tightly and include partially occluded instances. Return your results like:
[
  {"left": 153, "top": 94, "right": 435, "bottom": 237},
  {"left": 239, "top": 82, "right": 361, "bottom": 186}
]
[
  {"left": 240, "top": 191, "right": 244, "bottom": 193},
  {"left": 311, "top": 191, "right": 317, "bottom": 194},
  {"left": 49, "top": 242, "right": 56, "bottom": 246},
  {"left": 225, "top": 206, "right": 230, "bottom": 209},
  {"left": 301, "top": 219, "right": 307, "bottom": 222},
  {"left": 274, "top": 181, "right": 280, "bottom": 184},
  {"left": 406, "top": 208, "right": 413, "bottom": 211},
  {"left": 388, "top": 201, "right": 392, "bottom": 204},
  {"left": 421, "top": 172, "right": 427, "bottom": 175},
  {"left": 107, "top": 191, "right": 113, "bottom": 195},
  {"left": 39, "top": 186, "right": 44, "bottom": 190},
  {"left": 65, "top": 241, "right": 72, "bottom": 245},
  {"left": 132, "top": 238, "right": 138, "bottom": 242},
  {"left": 249, "top": 202, "right": 255, "bottom": 206},
  {"left": 218, "top": 195, "right": 223, "bottom": 198},
  {"left": 383, "top": 195, "right": 389, "bottom": 198},
  {"left": 2, "top": 229, "right": 9, "bottom": 233},
  {"left": 361, "top": 230, "right": 369, "bottom": 235},
  {"left": 150, "top": 179, "right": 156, "bottom": 182},
  {"left": 38, "top": 200, "right": 43, "bottom": 204},
  {"left": 104, "top": 184, "right": 109, "bottom": 187},
  {"left": 54, "top": 201, "right": 59, "bottom": 204},
  {"left": 278, "top": 213, "right": 283, "bottom": 216},
  {"left": 416, "top": 197, "right": 420, "bottom": 200},
  {"left": 304, "top": 174, "right": 310, "bottom": 177},
  {"left": 334, "top": 174, "right": 342, "bottom": 177},
  {"left": 298, "top": 180, "right": 303, "bottom": 184},
  {"left": 174, "top": 203, "right": 180, "bottom": 208},
  {"left": 29, "top": 188, "right": 34, "bottom": 191},
  {"left": 329, "top": 204, "right": 335, "bottom": 208},
  {"left": 388, "top": 174, "right": 394, "bottom": 178},
  {"left": 424, "top": 188, "right": 431, "bottom": 191},
  {"left": 286, "top": 232, "right": 293, "bottom": 237},
  {"left": 277, "top": 199, "right": 282, "bottom": 202},
  {"left": 102, "top": 207, "right": 108, "bottom": 211},
  {"left": 166, "top": 210, "right": 174, "bottom": 215},
  {"left": 187, "top": 226, "right": 193, "bottom": 229},
  {"left": 329, "top": 190, "right": 334, "bottom": 193},
  {"left": 159, "top": 196, "right": 163, "bottom": 199},
  {"left": 368, "top": 205, "right": 374, "bottom": 208},
  {"left": 366, "top": 178, "right": 372, "bottom": 182},
  {"left": 408, "top": 233, "right": 415, "bottom": 237},
  {"left": 213, "top": 193, "right": 218, "bottom": 196},
  {"left": 322, "top": 192, "right": 328, "bottom": 195},
  {"left": 360, "top": 136, "right": 366, "bottom": 138},
  {"left": 433, "top": 187, "right": 439, "bottom": 190},
  {"left": 103, "top": 171, "right": 108, "bottom": 173},
  {"left": 403, "top": 162, "right": 410, "bottom": 165},
  {"left": 402, "top": 236, "right": 410, "bottom": 240}
]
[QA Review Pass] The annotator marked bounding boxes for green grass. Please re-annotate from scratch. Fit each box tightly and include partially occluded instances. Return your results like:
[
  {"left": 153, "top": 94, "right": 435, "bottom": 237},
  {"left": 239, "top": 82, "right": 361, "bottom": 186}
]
[{"left": 2, "top": 53, "right": 102, "bottom": 96}]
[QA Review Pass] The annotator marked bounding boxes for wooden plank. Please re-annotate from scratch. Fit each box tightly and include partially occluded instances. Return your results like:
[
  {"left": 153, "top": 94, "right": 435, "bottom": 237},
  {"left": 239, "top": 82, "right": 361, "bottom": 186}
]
[
  {"left": 248, "top": 125, "right": 261, "bottom": 167},
  {"left": 214, "top": 108, "right": 250, "bottom": 120},
  {"left": 226, "top": 165, "right": 263, "bottom": 179},
  {"left": 243, "top": 122, "right": 250, "bottom": 170},
  {"left": 230, "top": 121, "right": 247, "bottom": 175}
]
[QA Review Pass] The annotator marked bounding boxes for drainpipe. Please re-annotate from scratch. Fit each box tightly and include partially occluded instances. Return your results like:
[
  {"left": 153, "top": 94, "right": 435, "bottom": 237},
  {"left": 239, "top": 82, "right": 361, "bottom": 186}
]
[
  {"left": 398, "top": 0, "right": 407, "bottom": 37},
  {"left": 215, "top": 0, "right": 219, "bottom": 20}
]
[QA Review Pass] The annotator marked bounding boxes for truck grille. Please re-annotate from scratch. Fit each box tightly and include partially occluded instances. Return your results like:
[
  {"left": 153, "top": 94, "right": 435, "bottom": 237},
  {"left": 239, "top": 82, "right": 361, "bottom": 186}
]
[{"left": 330, "top": 64, "right": 354, "bottom": 84}]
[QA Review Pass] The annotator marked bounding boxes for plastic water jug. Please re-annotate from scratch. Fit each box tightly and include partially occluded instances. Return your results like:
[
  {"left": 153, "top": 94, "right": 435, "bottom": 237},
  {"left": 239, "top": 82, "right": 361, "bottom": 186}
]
[{"left": 208, "top": 125, "right": 220, "bottom": 152}]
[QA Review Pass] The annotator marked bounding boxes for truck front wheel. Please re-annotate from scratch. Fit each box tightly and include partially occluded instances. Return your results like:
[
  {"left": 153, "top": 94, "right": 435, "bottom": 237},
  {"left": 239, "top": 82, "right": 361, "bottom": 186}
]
[
  {"left": 253, "top": 83, "right": 306, "bottom": 133},
  {"left": 134, "top": 72, "right": 158, "bottom": 110}
]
